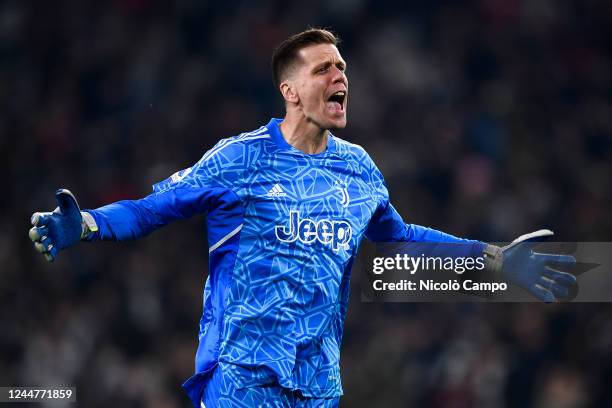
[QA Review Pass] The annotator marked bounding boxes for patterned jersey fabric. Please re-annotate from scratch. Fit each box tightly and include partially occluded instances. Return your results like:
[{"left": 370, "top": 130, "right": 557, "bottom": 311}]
[{"left": 84, "top": 118, "right": 485, "bottom": 407}]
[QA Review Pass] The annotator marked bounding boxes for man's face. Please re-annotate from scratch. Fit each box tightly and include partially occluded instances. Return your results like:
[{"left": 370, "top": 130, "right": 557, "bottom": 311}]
[{"left": 285, "top": 43, "right": 348, "bottom": 130}]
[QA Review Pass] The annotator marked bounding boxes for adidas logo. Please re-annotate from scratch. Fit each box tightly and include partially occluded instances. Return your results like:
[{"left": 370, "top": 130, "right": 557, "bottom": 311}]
[{"left": 266, "top": 183, "right": 286, "bottom": 197}]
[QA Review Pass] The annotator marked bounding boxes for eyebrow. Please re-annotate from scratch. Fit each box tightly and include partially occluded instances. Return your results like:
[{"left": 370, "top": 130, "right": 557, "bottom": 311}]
[{"left": 312, "top": 60, "right": 347, "bottom": 72}]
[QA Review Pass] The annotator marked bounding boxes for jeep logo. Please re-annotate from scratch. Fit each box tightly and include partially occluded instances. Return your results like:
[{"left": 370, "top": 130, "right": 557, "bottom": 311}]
[{"left": 275, "top": 211, "right": 352, "bottom": 251}]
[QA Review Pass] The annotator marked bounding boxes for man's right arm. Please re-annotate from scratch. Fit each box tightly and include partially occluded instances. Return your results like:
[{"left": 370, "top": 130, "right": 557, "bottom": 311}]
[
  {"left": 30, "top": 135, "right": 248, "bottom": 261},
  {"left": 29, "top": 182, "right": 228, "bottom": 261},
  {"left": 83, "top": 185, "right": 228, "bottom": 241}
]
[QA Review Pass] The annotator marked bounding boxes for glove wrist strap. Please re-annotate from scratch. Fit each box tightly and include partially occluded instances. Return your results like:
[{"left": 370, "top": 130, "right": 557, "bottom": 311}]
[
  {"left": 484, "top": 244, "right": 503, "bottom": 280},
  {"left": 80, "top": 211, "right": 98, "bottom": 239}
]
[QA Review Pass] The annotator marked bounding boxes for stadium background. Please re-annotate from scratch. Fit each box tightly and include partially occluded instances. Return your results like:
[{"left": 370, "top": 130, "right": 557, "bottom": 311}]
[{"left": 2, "top": 0, "right": 612, "bottom": 406}]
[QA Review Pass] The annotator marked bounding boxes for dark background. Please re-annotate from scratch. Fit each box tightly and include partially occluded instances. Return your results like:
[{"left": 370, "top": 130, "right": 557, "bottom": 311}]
[{"left": 2, "top": 0, "right": 612, "bottom": 407}]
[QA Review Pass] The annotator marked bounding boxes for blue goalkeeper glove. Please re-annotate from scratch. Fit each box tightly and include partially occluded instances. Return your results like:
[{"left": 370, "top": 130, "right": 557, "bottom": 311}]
[
  {"left": 484, "top": 230, "right": 577, "bottom": 302},
  {"left": 29, "top": 189, "right": 98, "bottom": 262}
]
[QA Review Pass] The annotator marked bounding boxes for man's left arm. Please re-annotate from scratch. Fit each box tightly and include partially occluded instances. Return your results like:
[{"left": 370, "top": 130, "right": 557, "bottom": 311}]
[
  {"left": 363, "top": 147, "right": 576, "bottom": 302},
  {"left": 365, "top": 199, "right": 576, "bottom": 302}
]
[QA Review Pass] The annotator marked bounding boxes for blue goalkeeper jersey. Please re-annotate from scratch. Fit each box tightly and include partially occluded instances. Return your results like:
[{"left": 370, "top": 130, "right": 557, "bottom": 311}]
[{"left": 85, "top": 118, "right": 485, "bottom": 406}]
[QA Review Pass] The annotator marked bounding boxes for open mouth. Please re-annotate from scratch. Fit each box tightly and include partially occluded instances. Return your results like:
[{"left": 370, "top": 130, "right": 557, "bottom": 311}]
[
  {"left": 328, "top": 91, "right": 346, "bottom": 105},
  {"left": 327, "top": 91, "right": 346, "bottom": 112}
]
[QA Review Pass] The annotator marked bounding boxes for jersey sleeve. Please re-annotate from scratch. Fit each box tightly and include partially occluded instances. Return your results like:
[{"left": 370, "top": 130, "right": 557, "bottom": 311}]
[{"left": 84, "top": 138, "right": 246, "bottom": 241}]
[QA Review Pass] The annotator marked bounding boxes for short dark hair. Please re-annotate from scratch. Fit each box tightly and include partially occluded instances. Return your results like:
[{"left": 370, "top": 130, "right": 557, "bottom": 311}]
[{"left": 271, "top": 28, "right": 339, "bottom": 89}]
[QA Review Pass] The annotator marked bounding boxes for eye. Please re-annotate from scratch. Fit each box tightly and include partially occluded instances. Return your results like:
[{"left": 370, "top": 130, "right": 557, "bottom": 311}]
[{"left": 318, "top": 66, "right": 329, "bottom": 74}]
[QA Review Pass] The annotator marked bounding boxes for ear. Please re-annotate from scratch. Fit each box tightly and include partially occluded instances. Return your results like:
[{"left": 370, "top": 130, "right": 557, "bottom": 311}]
[{"left": 280, "top": 80, "right": 299, "bottom": 105}]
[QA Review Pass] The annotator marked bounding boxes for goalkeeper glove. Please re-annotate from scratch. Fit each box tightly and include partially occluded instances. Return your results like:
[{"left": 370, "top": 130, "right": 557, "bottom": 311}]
[
  {"left": 29, "top": 189, "right": 98, "bottom": 262},
  {"left": 484, "top": 229, "right": 576, "bottom": 302}
]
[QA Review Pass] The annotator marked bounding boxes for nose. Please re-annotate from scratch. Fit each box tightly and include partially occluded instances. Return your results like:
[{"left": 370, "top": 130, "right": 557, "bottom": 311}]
[{"left": 331, "top": 66, "right": 347, "bottom": 86}]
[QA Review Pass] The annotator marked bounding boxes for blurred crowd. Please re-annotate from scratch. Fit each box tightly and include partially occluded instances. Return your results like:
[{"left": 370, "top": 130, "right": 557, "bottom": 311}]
[{"left": 2, "top": 0, "right": 611, "bottom": 407}]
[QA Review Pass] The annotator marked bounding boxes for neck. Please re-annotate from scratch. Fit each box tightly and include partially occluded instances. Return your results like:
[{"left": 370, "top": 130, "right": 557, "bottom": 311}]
[{"left": 279, "top": 112, "right": 328, "bottom": 154}]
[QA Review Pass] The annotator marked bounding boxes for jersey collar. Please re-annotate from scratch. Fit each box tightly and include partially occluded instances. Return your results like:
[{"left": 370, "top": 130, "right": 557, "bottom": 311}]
[{"left": 266, "top": 118, "right": 337, "bottom": 155}]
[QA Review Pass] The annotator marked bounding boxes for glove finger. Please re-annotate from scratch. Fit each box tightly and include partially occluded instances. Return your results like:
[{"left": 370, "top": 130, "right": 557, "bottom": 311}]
[
  {"left": 29, "top": 226, "right": 49, "bottom": 242},
  {"left": 544, "top": 278, "right": 569, "bottom": 299},
  {"left": 35, "top": 239, "right": 57, "bottom": 262},
  {"left": 548, "top": 282, "right": 569, "bottom": 299},
  {"left": 55, "top": 189, "right": 80, "bottom": 217},
  {"left": 531, "top": 284, "right": 556, "bottom": 303},
  {"left": 31, "top": 212, "right": 52, "bottom": 226},
  {"left": 34, "top": 242, "right": 48, "bottom": 254},
  {"left": 543, "top": 267, "right": 577, "bottom": 286},
  {"left": 535, "top": 253, "right": 576, "bottom": 267},
  {"left": 512, "top": 229, "right": 554, "bottom": 244},
  {"left": 503, "top": 230, "right": 554, "bottom": 254},
  {"left": 39, "top": 236, "right": 54, "bottom": 253}
]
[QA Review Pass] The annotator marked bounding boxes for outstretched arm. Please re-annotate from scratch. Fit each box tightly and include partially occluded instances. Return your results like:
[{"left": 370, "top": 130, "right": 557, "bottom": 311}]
[
  {"left": 82, "top": 185, "right": 229, "bottom": 241},
  {"left": 363, "top": 147, "right": 575, "bottom": 302},
  {"left": 29, "top": 135, "right": 250, "bottom": 262},
  {"left": 28, "top": 184, "right": 226, "bottom": 261},
  {"left": 365, "top": 201, "right": 576, "bottom": 301}
]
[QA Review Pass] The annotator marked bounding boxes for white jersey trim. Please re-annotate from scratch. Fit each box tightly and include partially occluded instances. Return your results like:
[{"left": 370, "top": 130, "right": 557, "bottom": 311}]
[{"left": 209, "top": 224, "right": 243, "bottom": 253}]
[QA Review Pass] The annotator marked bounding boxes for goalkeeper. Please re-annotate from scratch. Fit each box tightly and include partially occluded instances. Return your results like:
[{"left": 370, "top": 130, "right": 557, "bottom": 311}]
[{"left": 29, "top": 28, "right": 576, "bottom": 408}]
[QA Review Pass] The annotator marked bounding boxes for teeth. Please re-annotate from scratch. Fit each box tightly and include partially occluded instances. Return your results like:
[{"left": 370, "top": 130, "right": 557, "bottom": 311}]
[{"left": 333, "top": 91, "right": 345, "bottom": 96}]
